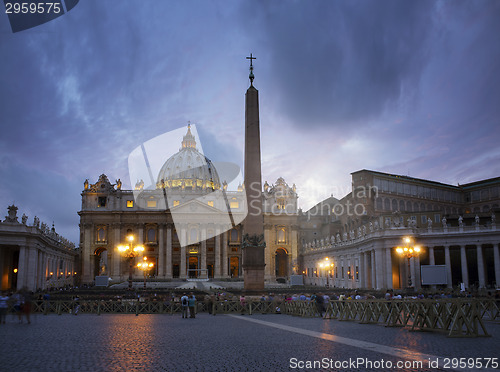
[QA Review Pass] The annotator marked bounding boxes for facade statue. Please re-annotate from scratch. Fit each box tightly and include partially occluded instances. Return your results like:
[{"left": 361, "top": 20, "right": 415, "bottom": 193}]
[
  {"left": 34, "top": 216, "right": 40, "bottom": 228},
  {"left": 362, "top": 225, "right": 366, "bottom": 236},
  {"left": 492, "top": 213, "right": 496, "bottom": 224},
  {"left": 458, "top": 216, "right": 463, "bottom": 227},
  {"left": 336, "top": 233, "right": 341, "bottom": 243},
  {"left": 21, "top": 213, "right": 28, "bottom": 224},
  {"left": 84, "top": 179, "right": 89, "bottom": 190},
  {"left": 442, "top": 216, "right": 447, "bottom": 228},
  {"left": 369, "top": 222, "right": 373, "bottom": 232},
  {"left": 475, "top": 214, "right": 480, "bottom": 225},
  {"left": 116, "top": 179, "right": 122, "bottom": 190},
  {"left": 374, "top": 220, "right": 379, "bottom": 230},
  {"left": 427, "top": 218, "right": 432, "bottom": 228},
  {"left": 264, "top": 181, "right": 269, "bottom": 192}
]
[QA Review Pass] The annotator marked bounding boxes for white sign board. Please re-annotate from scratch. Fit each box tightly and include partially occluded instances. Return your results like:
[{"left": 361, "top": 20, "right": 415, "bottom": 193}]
[{"left": 421, "top": 265, "right": 447, "bottom": 285}]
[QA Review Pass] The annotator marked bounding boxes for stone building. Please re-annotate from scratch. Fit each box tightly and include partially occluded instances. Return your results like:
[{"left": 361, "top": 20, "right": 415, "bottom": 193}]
[
  {"left": 300, "top": 170, "right": 500, "bottom": 290},
  {"left": 78, "top": 127, "right": 299, "bottom": 284},
  {"left": 0, "top": 205, "right": 78, "bottom": 291}
]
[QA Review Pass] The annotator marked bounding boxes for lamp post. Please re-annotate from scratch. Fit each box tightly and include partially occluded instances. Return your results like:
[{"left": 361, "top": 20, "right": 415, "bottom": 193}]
[
  {"left": 319, "top": 257, "right": 334, "bottom": 287},
  {"left": 396, "top": 236, "right": 421, "bottom": 288},
  {"left": 137, "top": 257, "right": 154, "bottom": 289},
  {"left": 117, "top": 234, "right": 144, "bottom": 290}
]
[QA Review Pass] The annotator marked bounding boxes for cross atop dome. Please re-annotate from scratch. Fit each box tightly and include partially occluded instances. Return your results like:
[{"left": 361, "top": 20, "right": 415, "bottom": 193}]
[{"left": 182, "top": 122, "right": 196, "bottom": 149}]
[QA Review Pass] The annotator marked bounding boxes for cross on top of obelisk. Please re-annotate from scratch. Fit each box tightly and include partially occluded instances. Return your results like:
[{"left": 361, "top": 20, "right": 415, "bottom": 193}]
[{"left": 246, "top": 53, "right": 256, "bottom": 85}]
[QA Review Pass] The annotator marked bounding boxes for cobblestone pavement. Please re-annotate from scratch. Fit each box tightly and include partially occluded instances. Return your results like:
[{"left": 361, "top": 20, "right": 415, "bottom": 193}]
[{"left": 0, "top": 313, "right": 498, "bottom": 372}]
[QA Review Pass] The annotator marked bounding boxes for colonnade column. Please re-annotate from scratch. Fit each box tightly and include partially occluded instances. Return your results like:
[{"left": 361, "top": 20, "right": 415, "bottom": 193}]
[
  {"left": 215, "top": 227, "right": 221, "bottom": 278},
  {"left": 414, "top": 254, "right": 421, "bottom": 290},
  {"left": 460, "top": 245, "right": 469, "bottom": 289},
  {"left": 374, "top": 248, "right": 384, "bottom": 289},
  {"left": 158, "top": 224, "right": 165, "bottom": 278},
  {"left": 166, "top": 225, "right": 172, "bottom": 278},
  {"left": 386, "top": 248, "right": 393, "bottom": 289},
  {"left": 363, "top": 251, "right": 370, "bottom": 289},
  {"left": 359, "top": 252, "right": 365, "bottom": 288},
  {"left": 27, "top": 246, "right": 38, "bottom": 291},
  {"left": 222, "top": 230, "right": 228, "bottom": 277},
  {"left": 428, "top": 246, "right": 436, "bottom": 289},
  {"left": 370, "top": 250, "right": 376, "bottom": 289},
  {"left": 494, "top": 243, "right": 500, "bottom": 288},
  {"left": 17, "top": 246, "right": 27, "bottom": 290},
  {"left": 444, "top": 246, "right": 452, "bottom": 288},
  {"left": 201, "top": 228, "right": 207, "bottom": 279},
  {"left": 477, "top": 245, "right": 485, "bottom": 289}
]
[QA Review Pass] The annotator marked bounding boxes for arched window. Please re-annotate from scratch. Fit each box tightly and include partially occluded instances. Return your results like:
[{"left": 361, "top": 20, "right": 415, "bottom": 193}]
[
  {"left": 384, "top": 198, "right": 390, "bottom": 211},
  {"left": 97, "top": 227, "right": 106, "bottom": 242},
  {"left": 392, "top": 199, "right": 398, "bottom": 211},
  {"left": 230, "top": 229, "right": 238, "bottom": 242},
  {"left": 399, "top": 200, "right": 405, "bottom": 212},
  {"left": 376, "top": 198, "right": 382, "bottom": 210},
  {"left": 147, "top": 228, "right": 156, "bottom": 243},
  {"left": 277, "top": 227, "right": 286, "bottom": 243}
]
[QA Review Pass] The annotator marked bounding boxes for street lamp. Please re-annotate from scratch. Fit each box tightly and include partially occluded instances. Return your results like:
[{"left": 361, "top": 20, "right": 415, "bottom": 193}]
[
  {"left": 396, "top": 236, "right": 421, "bottom": 288},
  {"left": 319, "top": 257, "right": 334, "bottom": 287},
  {"left": 117, "top": 234, "right": 144, "bottom": 290},
  {"left": 137, "top": 256, "right": 154, "bottom": 289}
]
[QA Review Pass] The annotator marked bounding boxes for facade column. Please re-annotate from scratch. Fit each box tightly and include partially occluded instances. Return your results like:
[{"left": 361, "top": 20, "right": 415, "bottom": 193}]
[
  {"left": 386, "top": 248, "right": 393, "bottom": 289},
  {"left": 222, "top": 230, "right": 228, "bottom": 277},
  {"left": 493, "top": 243, "right": 500, "bottom": 288},
  {"left": 370, "top": 250, "right": 376, "bottom": 289},
  {"left": 180, "top": 226, "right": 186, "bottom": 279},
  {"left": 158, "top": 224, "right": 165, "bottom": 278},
  {"left": 83, "top": 224, "right": 92, "bottom": 283},
  {"left": 460, "top": 245, "right": 469, "bottom": 289},
  {"left": 215, "top": 227, "right": 221, "bottom": 278},
  {"left": 37, "top": 250, "right": 44, "bottom": 290},
  {"left": 201, "top": 228, "right": 207, "bottom": 279},
  {"left": 444, "top": 246, "right": 452, "bottom": 288},
  {"left": 166, "top": 226, "right": 172, "bottom": 278},
  {"left": 375, "top": 248, "right": 384, "bottom": 289}
]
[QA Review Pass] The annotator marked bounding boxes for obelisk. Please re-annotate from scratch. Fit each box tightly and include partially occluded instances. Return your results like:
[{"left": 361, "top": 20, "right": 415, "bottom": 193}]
[{"left": 242, "top": 54, "right": 266, "bottom": 291}]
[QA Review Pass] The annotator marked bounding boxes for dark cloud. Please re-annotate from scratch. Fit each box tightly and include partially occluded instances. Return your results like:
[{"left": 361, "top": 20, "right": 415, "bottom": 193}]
[{"left": 242, "top": 0, "right": 436, "bottom": 128}]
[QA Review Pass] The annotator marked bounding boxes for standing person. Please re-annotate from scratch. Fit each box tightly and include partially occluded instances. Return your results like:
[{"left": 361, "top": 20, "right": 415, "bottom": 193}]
[
  {"left": 0, "top": 291, "right": 9, "bottom": 324},
  {"left": 11, "top": 291, "right": 23, "bottom": 323},
  {"left": 314, "top": 293, "right": 324, "bottom": 317},
  {"left": 180, "top": 293, "right": 189, "bottom": 319},
  {"left": 188, "top": 293, "right": 196, "bottom": 318},
  {"left": 73, "top": 295, "right": 80, "bottom": 315},
  {"left": 239, "top": 295, "right": 246, "bottom": 315},
  {"left": 21, "top": 288, "right": 33, "bottom": 324}
]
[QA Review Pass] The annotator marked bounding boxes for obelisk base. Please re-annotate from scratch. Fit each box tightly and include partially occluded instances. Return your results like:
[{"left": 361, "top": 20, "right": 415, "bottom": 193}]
[
  {"left": 243, "top": 265, "right": 265, "bottom": 291},
  {"left": 242, "top": 233, "right": 266, "bottom": 291}
]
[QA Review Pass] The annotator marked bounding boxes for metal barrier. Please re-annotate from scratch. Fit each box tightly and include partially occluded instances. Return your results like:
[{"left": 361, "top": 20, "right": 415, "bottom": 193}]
[
  {"left": 324, "top": 299, "right": 495, "bottom": 338},
  {"left": 8, "top": 298, "right": 498, "bottom": 338}
]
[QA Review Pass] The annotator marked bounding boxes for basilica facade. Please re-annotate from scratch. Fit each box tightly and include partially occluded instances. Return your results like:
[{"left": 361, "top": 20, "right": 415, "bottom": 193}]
[{"left": 78, "top": 126, "right": 299, "bottom": 284}]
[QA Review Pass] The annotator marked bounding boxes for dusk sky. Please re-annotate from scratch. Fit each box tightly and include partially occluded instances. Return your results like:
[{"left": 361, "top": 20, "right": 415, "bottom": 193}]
[{"left": 1, "top": 0, "right": 499, "bottom": 244}]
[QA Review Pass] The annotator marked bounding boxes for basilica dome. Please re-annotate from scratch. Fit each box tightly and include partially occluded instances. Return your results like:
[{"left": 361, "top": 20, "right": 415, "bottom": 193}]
[{"left": 157, "top": 125, "right": 221, "bottom": 191}]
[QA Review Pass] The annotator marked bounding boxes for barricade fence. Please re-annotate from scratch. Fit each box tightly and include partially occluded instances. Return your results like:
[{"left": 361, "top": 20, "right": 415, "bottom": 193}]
[{"left": 7, "top": 298, "right": 498, "bottom": 337}]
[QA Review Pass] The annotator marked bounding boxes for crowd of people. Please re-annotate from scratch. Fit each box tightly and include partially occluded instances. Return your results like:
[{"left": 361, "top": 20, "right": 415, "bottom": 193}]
[{"left": 0, "top": 287, "right": 33, "bottom": 324}]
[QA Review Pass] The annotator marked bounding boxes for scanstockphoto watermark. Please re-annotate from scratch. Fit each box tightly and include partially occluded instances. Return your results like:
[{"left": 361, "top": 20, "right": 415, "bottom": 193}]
[{"left": 289, "top": 357, "right": 499, "bottom": 370}]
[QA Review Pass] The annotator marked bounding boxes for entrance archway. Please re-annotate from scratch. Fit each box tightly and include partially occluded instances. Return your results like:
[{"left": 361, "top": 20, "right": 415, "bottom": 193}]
[
  {"left": 275, "top": 248, "right": 288, "bottom": 278},
  {"left": 188, "top": 255, "right": 199, "bottom": 278},
  {"left": 94, "top": 247, "right": 108, "bottom": 277},
  {"left": 229, "top": 256, "right": 239, "bottom": 278}
]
